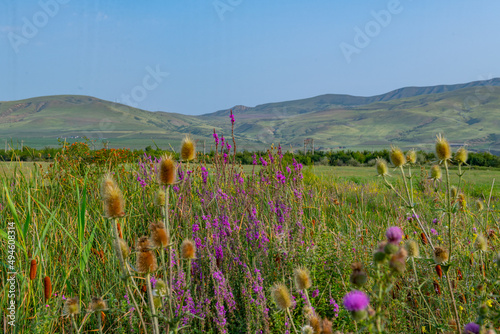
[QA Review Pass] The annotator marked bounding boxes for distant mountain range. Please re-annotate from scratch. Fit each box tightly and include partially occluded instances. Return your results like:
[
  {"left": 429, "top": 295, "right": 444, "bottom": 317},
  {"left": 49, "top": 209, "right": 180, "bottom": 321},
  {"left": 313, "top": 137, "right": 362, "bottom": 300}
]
[{"left": 1, "top": 78, "right": 500, "bottom": 153}]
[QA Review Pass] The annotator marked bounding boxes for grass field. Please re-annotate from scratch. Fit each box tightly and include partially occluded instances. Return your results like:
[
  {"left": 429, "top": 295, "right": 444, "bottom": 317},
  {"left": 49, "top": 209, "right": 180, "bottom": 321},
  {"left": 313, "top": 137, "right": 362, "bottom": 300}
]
[{"left": 1, "top": 143, "right": 500, "bottom": 333}]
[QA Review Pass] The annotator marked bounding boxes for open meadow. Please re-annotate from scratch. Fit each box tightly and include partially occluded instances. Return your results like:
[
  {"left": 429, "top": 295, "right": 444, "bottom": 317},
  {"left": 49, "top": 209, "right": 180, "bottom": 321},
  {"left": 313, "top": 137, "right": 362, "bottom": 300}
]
[{"left": 1, "top": 134, "right": 500, "bottom": 334}]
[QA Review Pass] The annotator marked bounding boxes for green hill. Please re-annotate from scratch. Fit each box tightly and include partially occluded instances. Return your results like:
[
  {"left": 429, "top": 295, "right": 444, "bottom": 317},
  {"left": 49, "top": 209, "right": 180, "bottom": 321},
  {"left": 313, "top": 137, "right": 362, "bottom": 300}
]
[{"left": 1, "top": 79, "right": 500, "bottom": 152}]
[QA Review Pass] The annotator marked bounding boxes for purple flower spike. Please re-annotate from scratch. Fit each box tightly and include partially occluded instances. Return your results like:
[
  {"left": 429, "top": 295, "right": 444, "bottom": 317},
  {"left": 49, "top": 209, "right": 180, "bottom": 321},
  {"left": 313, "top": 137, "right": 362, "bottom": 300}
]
[
  {"left": 386, "top": 226, "right": 403, "bottom": 244},
  {"left": 463, "top": 322, "right": 480, "bottom": 334},
  {"left": 343, "top": 290, "right": 369, "bottom": 312}
]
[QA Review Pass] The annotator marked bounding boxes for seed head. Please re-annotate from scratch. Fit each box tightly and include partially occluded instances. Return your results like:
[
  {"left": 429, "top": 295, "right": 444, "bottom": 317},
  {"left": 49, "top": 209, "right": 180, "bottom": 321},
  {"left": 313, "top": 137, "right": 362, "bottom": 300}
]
[
  {"left": 433, "top": 247, "right": 449, "bottom": 264},
  {"left": 63, "top": 297, "right": 80, "bottom": 316},
  {"left": 375, "top": 158, "right": 389, "bottom": 176},
  {"left": 181, "top": 239, "right": 196, "bottom": 259},
  {"left": 158, "top": 155, "right": 176, "bottom": 185},
  {"left": 390, "top": 146, "right": 406, "bottom": 167},
  {"left": 308, "top": 315, "right": 321, "bottom": 333},
  {"left": 154, "top": 189, "right": 166, "bottom": 206},
  {"left": 271, "top": 283, "right": 292, "bottom": 310},
  {"left": 455, "top": 147, "right": 468, "bottom": 165},
  {"left": 474, "top": 235, "right": 488, "bottom": 252},
  {"left": 476, "top": 200, "right": 484, "bottom": 211},
  {"left": 389, "top": 248, "right": 407, "bottom": 275},
  {"left": 294, "top": 267, "right": 312, "bottom": 290},
  {"left": 136, "top": 236, "right": 158, "bottom": 273},
  {"left": 350, "top": 262, "right": 368, "bottom": 287},
  {"left": 406, "top": 149, "right": 417, "bottom": 164},
  {"left": 435, "top": 134, "right": 451, "bottom": 161},
  {"left": 301, "top": 325, "right": 314, "bottom": 334},
  {"left": 181, "top": 136, "right": 196, "bottom": 161},
  {"left": 118, "top": 238, "right": 130, "bottom": 259},
  {"left": 450, "top": 186, "right": 458, "bottom": 199},
  {"left": 30, "top": 259, "right": 37, "bottom": 280},
  {"left": 149, "top": 222, "right": 169, "bottom": 248},
  {"left": 405, "top": 240, "right": 419, "bottom": 258},
  {"left": 43, "top": 276, "right": 52, "bottom": 302},
  {"left": 90, "top": 297, "right": 107, "bottom": 312},
  {"left": 101, "top": 174, "right": 125, "bottom": 218},
  {"left": 322, "top": 318, "right": 333, "bottom": 334},
  {"left": 430, "top": 164, "right": 442, "bottom": 180}
]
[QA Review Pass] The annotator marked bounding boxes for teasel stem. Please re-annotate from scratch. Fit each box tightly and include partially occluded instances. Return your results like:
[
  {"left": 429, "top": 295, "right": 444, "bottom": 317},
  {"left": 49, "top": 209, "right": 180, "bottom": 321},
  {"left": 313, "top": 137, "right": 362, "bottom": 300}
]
[
  {"left": 111, "top": 219, "right": 148, "bottom": 334},
  {"left": 443, "top": 160, "right": 461, "bottom": 334},
  {"left": 164, "top": 185, "right": 174, "bottom": 332},
  {"left": 146, "top": 272, "right": 160, "bottom": 334},
  {"left": 97, "top": 312, "right": 103, "bottom": 334},
  {"left": 285, "top": 308, "right": 299, "bottom": 334},
  {"left": 71, "top": 314, "right": 79, "bottom": 334}
]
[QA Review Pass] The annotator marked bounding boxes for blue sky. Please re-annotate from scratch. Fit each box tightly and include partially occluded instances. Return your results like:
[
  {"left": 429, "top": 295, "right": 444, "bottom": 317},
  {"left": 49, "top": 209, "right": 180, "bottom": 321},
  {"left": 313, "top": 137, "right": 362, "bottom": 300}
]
[{"left": 1, "top": 0, "right": 500, "bottom": 115}]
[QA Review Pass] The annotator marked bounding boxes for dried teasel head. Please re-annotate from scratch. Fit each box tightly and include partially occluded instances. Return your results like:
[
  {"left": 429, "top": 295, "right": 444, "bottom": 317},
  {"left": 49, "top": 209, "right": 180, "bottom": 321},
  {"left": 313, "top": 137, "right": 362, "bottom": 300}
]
[
  {"left": 406, "top": 149, "right": 417, "bottom": 164},
  {"left": 390, "top": 146, "right": 406, "bottom": 167},
  {"left": 118, "top": 238, "right": 130, "bottom": 259},
  {"left": 180, "top": 136, "right": 196, "bottom": 161},
  {"left": 43, "top": 276, "right": 52, "bottom": 301},
  {"left": 158, "top": 155, "right": 176, "bottom": 185},
  {"left": 435, "top": 133, "right": 451, "bottom": 161},
  {"left": 455, "top": 146, "right": 468, "bottom": 165},
  {"left": 136, "top": 236, "right": 158, "bottom": 273},
  {"left": 474, "top": 235, "right": 488, "bottom": 252},
  {"left": 149, "top": 222, "right": 169, "bottom": 248},
  {"left": 181, "top": 239, "right": 196, "bottom": 260},
  {"left": 475, "top": 200, "right": 484, "bottom": 211},
  {"left": 308, "top": 315, "right": 321, "bottom": 333},
  {"left": 375, "top": 158, "right": 389, "bottom": 176},
  {"left": 271, "top": 283, "right": 292, "bottom": 310},
  {"left": 90, "top": 297, "right": 108, "bottom": 312},
  {"left": 322, "top": 318, "right": 333, "bottom": 334},
  {"left": 433, "top": 247, "right": 449, "bottom": 264},
  {"left": 30, "top": 259, "right": 37, "bottom": 280},
  {"left": 294, "top": 267, "right": 312, "bottom": 290},
  {"left": 405, "top": 240, "right": 419, "bottom": 258},
  {"left": 63, "top": 297, "right": 80, "bottom": 316},
  {"left": 430, "top": 164, "right": 442, "bottom": 181},
  {"left": 101, "top": 174, "right": 125, "bottom": 219}
]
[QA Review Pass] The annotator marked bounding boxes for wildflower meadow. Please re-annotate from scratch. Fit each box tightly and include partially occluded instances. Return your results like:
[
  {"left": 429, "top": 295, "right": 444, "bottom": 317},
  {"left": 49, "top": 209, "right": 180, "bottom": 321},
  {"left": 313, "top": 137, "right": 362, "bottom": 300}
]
[{"left": 2, "top": 114, "right": 500, "bottom": 334}]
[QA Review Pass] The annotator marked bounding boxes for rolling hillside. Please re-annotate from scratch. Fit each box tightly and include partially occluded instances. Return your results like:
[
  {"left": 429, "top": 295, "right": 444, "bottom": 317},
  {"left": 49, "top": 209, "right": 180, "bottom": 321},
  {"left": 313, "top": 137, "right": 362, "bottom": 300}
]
[{"left": 1, "top": 79, "right": 500, "bottom": 152}]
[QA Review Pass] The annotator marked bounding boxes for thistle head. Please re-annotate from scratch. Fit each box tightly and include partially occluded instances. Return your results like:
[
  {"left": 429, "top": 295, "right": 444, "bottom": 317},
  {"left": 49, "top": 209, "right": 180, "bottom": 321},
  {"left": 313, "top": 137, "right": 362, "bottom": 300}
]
[
  {"left": 301, "top": 325, "right": 314, "bottom": 334},
  {"left": 430, "top": 164, "right": 442, "bottom": 180},
  {"left": 386, "top": 226, "right": 403, "bottom": 244},
  {"left": 149, "top": 222, "right": 169, "bottom": 248},
  {"left": 294, "top": 267, "right": 312, "bottom": 290},
  {"left": 118, "top": 238, "right": 130, "bottom": 259},
  {"left": 90, "top": 297, "right": 107, "bottom": 312},
  {"left": 405, "top": 240, "right": 419, "bottom": 258},
  {"left": 158, "top": 155, "right": 176, "bottom": 185},
  {"left": 180, "top": 136, "right": 196, "bottom": 161},
  {"left": 154, "top": 189, "right": 166, "bottom": 206},
  {"left": 433, "top": 247, "right": 449, "bottom": 264},
  {"left": 476, "top": 200, "right": 484, "bottom": 211},
  {"left": 390, "top": 146, "right": 406, "bottom": 167},
  {"left": 406, "top": 149, "right": 417, "bottom": 164},
  {"left": 450, "top": 186, "right": 458, "bottom": 199},
  {"left": 101, "top": 174, "right": 125, "bottom": 218},
  {"left": 455, "top": 147, "right": 468, "bottom": 165},
  {"left": 63, "top": 297, "right": 80, "bottom": 316},
  {"left": 343, "top": 290, "right": 369, "bottom": 321},
  {"left": 271, "top": 283, "right": 292, "bottom": 310},
  {"left": 463, "top": 322, "right": 480, "bottom": 334},
  {"left": 308, "top": 315, "right": 321, "bottom": 333},
  {"left": 389, "top": 248, "right": 408, "bottom": 275},
  {"left": 435, "top": 134, "right": 451, "bottom": 161},
  {"left": 181, "top": 239, "right": 196, "bottom": 259},
  {"left": 375, "top": 158, "right": 389, "bottom": 176},
  {"left": 474, "top": 235, "right": 488, "bottom": 252}
]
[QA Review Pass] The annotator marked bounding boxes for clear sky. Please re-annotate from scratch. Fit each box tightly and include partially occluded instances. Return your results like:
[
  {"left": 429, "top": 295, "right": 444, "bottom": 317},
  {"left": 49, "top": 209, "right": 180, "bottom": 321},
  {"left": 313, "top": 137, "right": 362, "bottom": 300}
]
[{"left": 1, "top": 0, "right": 500, "bottom": 115}]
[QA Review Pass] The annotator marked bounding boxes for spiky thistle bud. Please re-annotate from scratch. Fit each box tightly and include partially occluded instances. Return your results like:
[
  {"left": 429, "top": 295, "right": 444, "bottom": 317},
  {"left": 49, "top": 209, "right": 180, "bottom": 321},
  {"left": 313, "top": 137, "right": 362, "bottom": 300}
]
[
  {"left": 350, "top": 262, "right": 368, "bottom": 287},
  {"left": 375, "top": 158, "right": 389, "bottom": 176},
  {"left": 450, "top": 186, "right": 458, "bottom": 199},
  {"left": 476, "top": 200, "right": 484, "bottom": 211},
  {"left": 101, "top": 174, "right": 125, "bottom": 219},
  {"left": 433, "top": 247, "right": 449, "bottom": 264},
  {"left": 455, "top": 147, "right": 468, "bottom": 165},
  {"left": 384, "top": 242, "right": 399, "bottom": 255},
  {"left": 430, "top": 164, "right": 442, "bottom": 180},
  {"left": 136, "top": 236, "right": 158, "bottom": 273},
  {"left": 271, "top": 283, "right": 292, "bottom": 310},
  {"left": 405, "top": 240, "right": 419, "bottom": 258},
  {"left": 301, "top": 325, "right": 314, "bottom": 334},
  {"left": 389, "top": 248, "right": 407, "bottom": 275},
  {"left": 406, "top": 149, "right": 417, "bottom": 164},
  {"left": 158, "top": 155, "right": 176, "bottom": 185},
  {"left": 154, "top": 189, "right": 166, "bottom": 206},
  {"left": 435, "top": 134, "right": 451, "bottom": 161},
  {"left": 90, "top": 297, "right": 107, "bottom": 312},
  {"left": 390, "top": 146, "right": 406, "bottom": 167},
  {"left": 181, "top": 136, "right": 196, "bottom": 161},
  {"left": 294, "top": 267, "right": 312, "bottom": 290},
  {"left": 63, "top": 297, "right": 80, "bottom": 316},
  {"left": 43, "top": 276, "right": 52, "bottom": 301},
  {"left": 149, "top": 222, "right": 169, "bottom": 248},
  {"left": 118, "top": 238, "right": 130, "bottom": 259},
  {"left": 374, "top": 241, "right": 387, "bottom": 262},
  {"left": 181, "top": 239, "right": 196, "bottom": 259},
  {"left": 30, "top": 259, "right": 37, "bottom": 280},
  {"left": 475, "top": 235, "right": 488, "bottom": 252}
]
